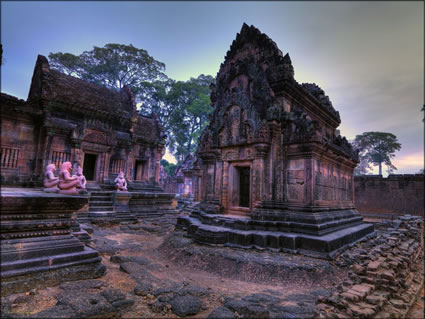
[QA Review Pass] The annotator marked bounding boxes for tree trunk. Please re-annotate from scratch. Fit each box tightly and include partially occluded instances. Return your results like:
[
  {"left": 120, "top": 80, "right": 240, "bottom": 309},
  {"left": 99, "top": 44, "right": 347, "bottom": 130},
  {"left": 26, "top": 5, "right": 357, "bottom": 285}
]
[
  {"left": 186, "top": 125, "right": 196, "bottom": 155},
  {"left": 378, "top": 162, "right": 382, "bottom": 176}
]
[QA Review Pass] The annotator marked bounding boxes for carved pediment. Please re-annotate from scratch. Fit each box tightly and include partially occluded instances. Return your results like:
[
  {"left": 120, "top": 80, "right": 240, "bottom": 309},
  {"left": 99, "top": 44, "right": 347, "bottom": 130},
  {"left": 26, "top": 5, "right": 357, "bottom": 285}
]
[{"left": 82, "top": 129, "right": 109, "bottom": 145}]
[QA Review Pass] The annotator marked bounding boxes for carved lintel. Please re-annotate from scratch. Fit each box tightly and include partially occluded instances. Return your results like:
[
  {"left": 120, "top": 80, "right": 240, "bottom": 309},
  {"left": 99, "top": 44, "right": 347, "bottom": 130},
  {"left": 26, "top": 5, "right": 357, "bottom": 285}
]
[{"left": 254, "top": 143, "right": 270, "bottom": 158}]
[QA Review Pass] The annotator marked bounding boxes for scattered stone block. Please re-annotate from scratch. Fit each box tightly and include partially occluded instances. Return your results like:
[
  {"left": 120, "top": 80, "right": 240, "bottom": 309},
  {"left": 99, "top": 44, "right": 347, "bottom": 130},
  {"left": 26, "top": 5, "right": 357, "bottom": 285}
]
[
  {"left": 170, "top": 295, "right": 202, "bottom": 317},
  {"left": 134, "top": 283, "right": 153, "bottom": 296},
  {"left": 207, "top": 306, "right": 235, "bottom": 319}
]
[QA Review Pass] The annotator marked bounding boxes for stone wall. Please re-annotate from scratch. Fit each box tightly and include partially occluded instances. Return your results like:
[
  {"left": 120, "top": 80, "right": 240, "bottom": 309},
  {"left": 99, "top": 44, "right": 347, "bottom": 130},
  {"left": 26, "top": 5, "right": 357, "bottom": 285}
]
[{"left": 355, "top": 175, "right": 424, "bottom": 217}]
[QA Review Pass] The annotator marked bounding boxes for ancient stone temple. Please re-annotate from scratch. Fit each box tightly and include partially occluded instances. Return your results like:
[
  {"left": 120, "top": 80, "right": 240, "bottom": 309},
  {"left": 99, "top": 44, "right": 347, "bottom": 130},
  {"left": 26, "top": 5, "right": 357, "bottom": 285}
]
[
  {"left": 1, "top": 55, "right": 164, "bottom": 188},
  {"left": 0, "top": 55, "right": 177, "bottom": 294},
  {"left": 178, "top": 24, "right": 374, "bottom": 258}
]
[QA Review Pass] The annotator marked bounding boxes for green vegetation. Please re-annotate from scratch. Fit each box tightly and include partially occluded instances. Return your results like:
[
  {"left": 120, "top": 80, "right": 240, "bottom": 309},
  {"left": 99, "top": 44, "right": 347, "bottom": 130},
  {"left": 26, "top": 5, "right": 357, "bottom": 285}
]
[
  {"left": 352, "top": 132, "right": 401, "bottom": 176},
  {"left": 49, "top": 44, "right": 214, "bottom": 164},
  {"left": 160, "top": 159, "right": 177, "bottom": 177}
]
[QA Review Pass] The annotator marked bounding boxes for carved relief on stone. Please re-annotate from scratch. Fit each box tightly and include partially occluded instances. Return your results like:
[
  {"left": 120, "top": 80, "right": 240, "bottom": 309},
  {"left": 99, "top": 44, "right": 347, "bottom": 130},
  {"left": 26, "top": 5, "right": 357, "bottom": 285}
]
[
  {"left": 222, "top": 150, "right": 238, "bottom": 161},
  {"left": 245, "top": 119, "right": 255, "bottom": 144},
  {"left": 254, "top": 120, "right": 270, "bottom": 143},
  {"left": 229, "top": 74, "right": 249, "bottom": 92},
  {"left": 218, "top": 128, "right": 226, "bottom": 147},
  {"left": 229, "top": 105, "right": 241, "bottom": 144},
  {"left": 82, "top": 129, "right": 109, "bottom": 145},
  {"left": 286, "top": 159, "right": 305, "bottom": 201}
]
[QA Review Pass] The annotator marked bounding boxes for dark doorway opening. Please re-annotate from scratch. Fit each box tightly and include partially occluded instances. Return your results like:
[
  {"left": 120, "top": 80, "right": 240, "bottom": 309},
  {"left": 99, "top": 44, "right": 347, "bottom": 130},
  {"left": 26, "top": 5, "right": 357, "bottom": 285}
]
[
  {"left": 239, "top": 167, "right": 250, "bottom": 207},
  {"left": 83, "top": 153, "right": 97, "bottom": 181},
  {"left": 134, "top": 160, "right": 146, "bottom": 181}
]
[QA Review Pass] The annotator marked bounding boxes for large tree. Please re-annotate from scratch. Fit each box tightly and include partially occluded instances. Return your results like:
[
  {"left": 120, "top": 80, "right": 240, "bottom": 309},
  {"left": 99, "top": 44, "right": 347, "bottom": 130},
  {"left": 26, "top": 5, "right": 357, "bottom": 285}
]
[
  {"left": 140, "top": 75, "right": 214, "bottom": 163},
  {"left": 49, "top": 45, "right": 214, "bottom": 163},
  {"left": 49, "top": 43, "right": 167, "bottom": 91},
  {"left": 160, "top": 159, "right": 177, "bottom": 177},
  {"left": 352, "top": 132, "right": 401, "bottom": 175}
]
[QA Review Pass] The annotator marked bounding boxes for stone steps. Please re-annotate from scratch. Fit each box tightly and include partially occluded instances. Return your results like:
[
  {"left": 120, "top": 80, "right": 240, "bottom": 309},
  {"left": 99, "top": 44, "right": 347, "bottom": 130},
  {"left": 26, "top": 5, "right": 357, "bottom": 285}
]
[
  {"left": 187, "top": 210, "right": 363, "bottom": 236},
  {"left": 89, "top": 206, "right": 114, "bottom": 212},
  {"left": 134, "top": 209, "right": 179, "bottom": 219},
  {"left": 89, "top": 201, "right": 113, "bottom": 206},
  {"left": 177, "top": 215, "right": 375, "bottom": 259},
  {"left": 87, "top": 191, "right": 117, "bottom": 224}
]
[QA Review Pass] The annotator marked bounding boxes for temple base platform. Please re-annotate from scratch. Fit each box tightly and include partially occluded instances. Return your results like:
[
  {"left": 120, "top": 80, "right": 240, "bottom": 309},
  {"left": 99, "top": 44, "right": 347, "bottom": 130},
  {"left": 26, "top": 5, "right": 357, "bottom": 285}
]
[
  {"left": 0, "top": 188, "right": 106, "bottom": 296},
  {"left": 177, "top": 208, "right": 375, "bottom": 260}
]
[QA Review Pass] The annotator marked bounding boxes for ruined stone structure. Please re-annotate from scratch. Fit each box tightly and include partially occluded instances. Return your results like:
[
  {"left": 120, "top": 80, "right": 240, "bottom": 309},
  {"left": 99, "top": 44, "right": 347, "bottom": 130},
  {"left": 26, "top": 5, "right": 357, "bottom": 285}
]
[
  {"left": 159, "top": 165, "right": 178, "bottom": 194},
  {"left": 316, "top": 215, "right": 424, "bottom": 318},
  {"left": 175, "top": 154, "right": 196, "bottom": 198},
  {"left": 178, "top": 24, "right": 374, "bottom": 258},
  {"left": 355, "top": 174, "right": 424, "bottom": 218},
  {"left": 1, "top": 55, "right": 165, "bottom": 188}
]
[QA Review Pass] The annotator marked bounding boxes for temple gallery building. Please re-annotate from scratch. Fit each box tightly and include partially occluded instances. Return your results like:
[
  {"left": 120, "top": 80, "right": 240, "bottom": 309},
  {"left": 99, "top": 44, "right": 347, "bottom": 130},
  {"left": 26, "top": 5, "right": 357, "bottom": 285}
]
[{"left": 1, "top": 55, "right": 165, "bottom": 188}]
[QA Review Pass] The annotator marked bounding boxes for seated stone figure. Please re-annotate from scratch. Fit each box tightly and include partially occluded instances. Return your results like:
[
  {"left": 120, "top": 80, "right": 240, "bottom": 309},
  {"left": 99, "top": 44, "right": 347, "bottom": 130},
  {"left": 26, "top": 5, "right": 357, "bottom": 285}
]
[
  {"left": 114, "top": 171, "right": 128, "bottom": 192},
  {"left": 43, "top": 163, "right": 59, "bottom": 193},
  {"left": 73, "top": 166, "right": 87, "bottom": 193},
  {"left": 58, "top": 162, "right": 81, "bottom": 195}
]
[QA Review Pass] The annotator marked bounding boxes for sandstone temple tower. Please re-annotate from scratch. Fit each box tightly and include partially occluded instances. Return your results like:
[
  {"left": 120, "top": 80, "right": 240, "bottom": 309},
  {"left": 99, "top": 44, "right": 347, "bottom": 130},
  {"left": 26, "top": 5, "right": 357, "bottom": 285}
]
[{"left": 178, "top": 24, "right": 374, "bottom": 258}]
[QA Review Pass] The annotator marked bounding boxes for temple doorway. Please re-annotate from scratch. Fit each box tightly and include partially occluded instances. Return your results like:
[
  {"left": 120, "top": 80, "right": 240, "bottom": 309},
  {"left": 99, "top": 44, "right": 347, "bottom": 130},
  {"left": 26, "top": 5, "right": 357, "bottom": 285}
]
[
  {"left": 134, "top": 160, "right": 146, "bottom": 181},
  {"left": 83, "top": 153, "right": 97, "bottom": 181},
  {"left": 239, "top": 167, "right": 250, "bottom": 207},
  {"left": 228, "top": 162, "right": 251, "bottom": 215}
]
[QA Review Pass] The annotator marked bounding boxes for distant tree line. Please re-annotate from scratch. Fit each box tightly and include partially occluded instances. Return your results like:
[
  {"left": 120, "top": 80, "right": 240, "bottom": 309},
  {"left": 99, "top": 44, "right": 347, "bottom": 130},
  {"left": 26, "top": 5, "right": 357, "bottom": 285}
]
[{"left": 49, "top": 44, "right": 214, "bottom": 166}]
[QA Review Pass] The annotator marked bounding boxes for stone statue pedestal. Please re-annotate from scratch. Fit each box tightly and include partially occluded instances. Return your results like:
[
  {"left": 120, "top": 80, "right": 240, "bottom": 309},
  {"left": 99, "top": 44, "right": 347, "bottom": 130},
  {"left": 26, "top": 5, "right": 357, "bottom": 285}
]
[
  {"left": 129, "top": 192, "right": 178, "bottom": 220},
  {"left": 0, "top": 188, "right": 105, "bottom": 296},
  {"left": 113, "top": 192, "right": 137, "bottom": 224}
]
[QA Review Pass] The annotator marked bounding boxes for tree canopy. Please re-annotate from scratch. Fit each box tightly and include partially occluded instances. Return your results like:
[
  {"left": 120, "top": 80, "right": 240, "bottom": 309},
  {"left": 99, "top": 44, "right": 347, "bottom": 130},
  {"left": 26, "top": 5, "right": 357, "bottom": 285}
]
[
  {"left": 49, "top": 43, "right": 166, "bottom": 90},
  {"left": 160, "top": 159, "right": 177, "bottom": 177},
  {"left": 139, "top": 75, "right": 214, "bottom": 163},
  {"left": 352, "top": 132, "right": 401, "bottom": 176}
]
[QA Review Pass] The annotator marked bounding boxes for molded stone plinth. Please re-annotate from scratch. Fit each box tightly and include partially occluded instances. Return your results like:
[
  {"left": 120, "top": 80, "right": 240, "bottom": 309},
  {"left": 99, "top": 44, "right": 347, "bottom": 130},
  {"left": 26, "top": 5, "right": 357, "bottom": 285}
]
[
  {"left": 114, "top": 192, "right": 137, "bottom": 223},
  {"left": 0, "top": 188, "right": 105, "bottom": 296},
  {"left": 177, "top": 209, "right": 375, "bottom": 259},
  {"left": 130, "top": 192, "right": 178, "bottom": 219}
]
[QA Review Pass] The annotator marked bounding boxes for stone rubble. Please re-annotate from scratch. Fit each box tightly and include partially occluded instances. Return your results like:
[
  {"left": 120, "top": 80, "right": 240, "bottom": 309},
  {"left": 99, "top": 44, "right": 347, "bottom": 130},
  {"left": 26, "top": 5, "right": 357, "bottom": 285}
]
[{"left": 315, "top": 215, "right": 424, "bottom": 318}]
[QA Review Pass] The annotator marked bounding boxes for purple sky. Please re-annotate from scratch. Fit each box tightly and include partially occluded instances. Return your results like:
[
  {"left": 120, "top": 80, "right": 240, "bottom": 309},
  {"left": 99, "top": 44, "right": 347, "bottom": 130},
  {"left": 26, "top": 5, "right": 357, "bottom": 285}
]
[{"left": 1, "top": 2, "right": 423, "bottom": 174}]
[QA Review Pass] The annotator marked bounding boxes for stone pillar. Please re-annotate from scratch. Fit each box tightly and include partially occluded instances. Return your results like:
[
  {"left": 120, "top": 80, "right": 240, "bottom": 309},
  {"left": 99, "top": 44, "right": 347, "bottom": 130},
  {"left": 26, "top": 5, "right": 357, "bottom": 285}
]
[
  {"left": 155, "top": 145, "right": 164, "bottom": 184},
  {"left": 70, "top": 139, "right": 82, "bottom": 172},
  {"left": 124, "top": 147, "right": 131, "bottom": 181},
  {"left": 214, "top": 157, "right": 223, "bottom": 202},
  {"left": 221, "top": 161, "right": 229, "bottom": 211},
  {"left": 269, "top": 121, "right": 280, "bottom": 201},
  {"left": 113, "top": 192, "right": 136, "bottom": 223},
  {"left": 304, "top": 157, "right": 314, "bottom": 206},
  {"left": 253, "top": 143, "right": 269, "bottom": 207},
  {"left": 103, "top": 152, "right": 111, "bottom": 184},
  {"left": 43, "top": 131, "right": 54, "bottom": 169},
  {"left": 201, "top": 160, "right": 209, "bottom": 201}
]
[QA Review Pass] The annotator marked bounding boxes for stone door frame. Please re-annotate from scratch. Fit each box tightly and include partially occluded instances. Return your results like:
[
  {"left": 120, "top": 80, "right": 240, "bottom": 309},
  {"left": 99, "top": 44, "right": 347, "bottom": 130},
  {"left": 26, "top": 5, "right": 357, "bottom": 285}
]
[
  {"left": 81, "top": 150, "right": 102, "bottom": 184},
  {"left": 226, "top": 160, "right": 252, "bottom": 215}
]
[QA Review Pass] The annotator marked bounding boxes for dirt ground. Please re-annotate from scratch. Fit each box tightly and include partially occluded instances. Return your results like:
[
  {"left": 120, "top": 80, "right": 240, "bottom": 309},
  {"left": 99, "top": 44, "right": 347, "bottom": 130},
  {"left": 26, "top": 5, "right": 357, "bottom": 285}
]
[{"left": 3, "top": 217, "right": 424, "bottom": 318}]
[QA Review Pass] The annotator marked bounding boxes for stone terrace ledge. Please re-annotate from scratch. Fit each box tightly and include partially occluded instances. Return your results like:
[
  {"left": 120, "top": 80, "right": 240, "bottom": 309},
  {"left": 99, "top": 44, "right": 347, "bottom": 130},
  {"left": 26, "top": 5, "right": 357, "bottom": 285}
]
[{"left": 0, "top": 187, "right": 105, "bottom": 296}]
